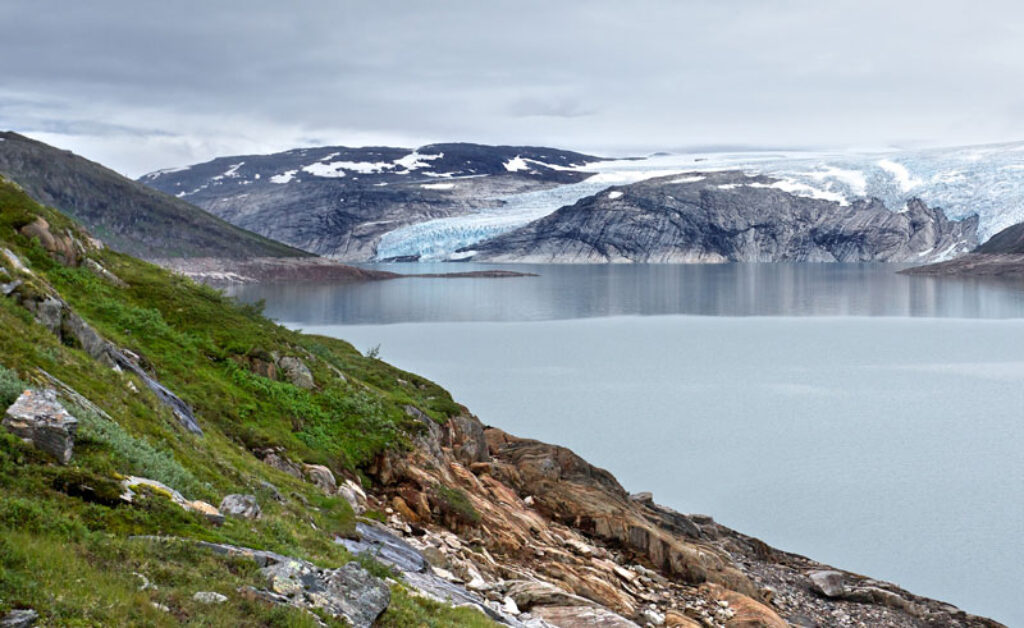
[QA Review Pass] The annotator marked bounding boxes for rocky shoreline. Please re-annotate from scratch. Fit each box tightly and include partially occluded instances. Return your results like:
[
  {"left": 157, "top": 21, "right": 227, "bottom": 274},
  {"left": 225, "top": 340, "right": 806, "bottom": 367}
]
[
  {"left": 900, "top": 253, "right": 1024, "bottom": 277},
  {"left": 153, "top": 257, "right": 537, "bottom": 283}
]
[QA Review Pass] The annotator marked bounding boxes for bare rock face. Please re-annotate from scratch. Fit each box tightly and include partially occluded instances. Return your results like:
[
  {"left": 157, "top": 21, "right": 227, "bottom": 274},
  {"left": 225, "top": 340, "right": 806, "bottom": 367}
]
[
  {"left": 277, "top": 356, "right": 314, "bottom": 389},
  {"left": 2, "top": 389, "right": 78, "bottom": 463},
  {"left": 219, "top": 494, "right": 261, "bottom": 520},
  {"left": 468, "top": 171, "right": 978, "bottom": 263}
]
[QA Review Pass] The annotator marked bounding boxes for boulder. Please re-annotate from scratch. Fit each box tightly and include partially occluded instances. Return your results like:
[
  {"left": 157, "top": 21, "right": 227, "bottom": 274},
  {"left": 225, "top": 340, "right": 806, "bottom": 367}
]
[
  {"left": 0, "top": 609, "right": 39, "bottom": 627},
  {"left": 807, "top": 570, "right": 846, "bottom": 598},
  {"left": 219, "top": 494, "right": 261, "bottom": 520},
  {"left": 303, "top": 463, "right": 337, "bottom": 494},
  {"left": 2, "top": 389, "right": 78, "bottom": 463},
  {"left": 192, "top": 591, "right": 228, "bottom": 604},
  {"left": 278, "top": 356, "right": 314, "bottom": 389}
]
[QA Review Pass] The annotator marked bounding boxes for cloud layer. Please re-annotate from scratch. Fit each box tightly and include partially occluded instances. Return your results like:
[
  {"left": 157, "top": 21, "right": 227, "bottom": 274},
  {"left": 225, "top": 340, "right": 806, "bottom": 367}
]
[{"left": 3, "top": 1, "right": 1024, "bottom": 176}]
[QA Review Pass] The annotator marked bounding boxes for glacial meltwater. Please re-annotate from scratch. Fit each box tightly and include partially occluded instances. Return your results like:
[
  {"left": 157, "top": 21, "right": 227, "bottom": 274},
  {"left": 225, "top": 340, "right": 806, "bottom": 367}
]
[{"left": 226, "top": 263, "right": 1024, "bottom": 625}]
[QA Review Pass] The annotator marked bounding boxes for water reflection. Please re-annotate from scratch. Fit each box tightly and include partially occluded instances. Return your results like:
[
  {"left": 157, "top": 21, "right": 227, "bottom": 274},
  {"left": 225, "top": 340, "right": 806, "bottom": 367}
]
[{"left": 224, "top": 263, "right": 1024, "bottom": 324}]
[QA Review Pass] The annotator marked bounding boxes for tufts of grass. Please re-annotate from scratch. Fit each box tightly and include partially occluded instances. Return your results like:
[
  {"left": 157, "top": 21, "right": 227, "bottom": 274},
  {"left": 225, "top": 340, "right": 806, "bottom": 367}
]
[{"left": 0, "top": 364, "right": 26, "bottom": 408}]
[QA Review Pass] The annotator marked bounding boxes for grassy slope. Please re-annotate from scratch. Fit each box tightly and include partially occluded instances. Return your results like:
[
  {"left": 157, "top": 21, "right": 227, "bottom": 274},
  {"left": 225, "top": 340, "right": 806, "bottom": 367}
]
[
  {"left": 0, "top": 178, "right": 490, "bottom": 626},
  {"left": 0, "top": 132, "right": 308, "bottom": 259}
]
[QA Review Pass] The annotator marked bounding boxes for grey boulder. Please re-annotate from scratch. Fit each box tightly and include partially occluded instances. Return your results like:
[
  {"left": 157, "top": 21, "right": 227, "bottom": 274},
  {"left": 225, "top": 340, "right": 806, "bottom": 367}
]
[
  {"left": 277, "top": 356, "right": 314, "bottom": 389},
  {"left": 808, "top": 570, "right": 846, "bottom": 598},
  {"left": 2, "top": 389, "right": 78, "bottom": 463},
  {"left": 219, "top": 494, "right": 261, "bottom": 520}
]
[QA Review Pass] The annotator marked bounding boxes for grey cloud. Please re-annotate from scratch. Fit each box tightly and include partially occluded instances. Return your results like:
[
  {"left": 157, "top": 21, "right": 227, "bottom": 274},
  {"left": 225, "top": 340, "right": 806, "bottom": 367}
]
[{"left": 2, "top": 0, "right": 1023, "bottom": 176}]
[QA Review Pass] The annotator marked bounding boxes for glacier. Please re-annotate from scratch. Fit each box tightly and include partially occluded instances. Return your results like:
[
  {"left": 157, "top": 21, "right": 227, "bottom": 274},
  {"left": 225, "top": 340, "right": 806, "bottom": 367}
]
[{"left": 374, "top": 142, "right": 1024, "bottom": 261}]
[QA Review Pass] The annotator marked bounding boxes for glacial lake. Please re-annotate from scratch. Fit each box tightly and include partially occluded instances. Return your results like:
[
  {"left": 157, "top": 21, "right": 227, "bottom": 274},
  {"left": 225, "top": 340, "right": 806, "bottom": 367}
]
[{"left": 226, "top": 263, "right": 1024, "bottom": 625}]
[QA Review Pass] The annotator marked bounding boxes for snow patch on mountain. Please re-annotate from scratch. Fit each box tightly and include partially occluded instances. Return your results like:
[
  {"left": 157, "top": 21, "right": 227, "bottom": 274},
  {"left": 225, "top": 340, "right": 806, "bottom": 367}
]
[
  {"left": 394, "top": 151, "right": 443, "bottom": 170},
  {"left": 271, "top": 170, "right": 297, "bottom": 184}
]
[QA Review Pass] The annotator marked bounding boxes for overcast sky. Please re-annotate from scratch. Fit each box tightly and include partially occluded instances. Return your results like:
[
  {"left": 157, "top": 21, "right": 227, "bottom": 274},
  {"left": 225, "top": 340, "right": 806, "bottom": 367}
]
[{"left": 3, "top": 0, "right": 1024, "bottom": 176}]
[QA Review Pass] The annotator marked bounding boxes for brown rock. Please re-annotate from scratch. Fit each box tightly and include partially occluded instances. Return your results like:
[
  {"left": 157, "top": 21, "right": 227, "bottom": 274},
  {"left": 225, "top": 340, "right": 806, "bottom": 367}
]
[
  {"left": 702, "top": 584, "right": 788, "bottom": 628},
  {"left": 391, "top": 496, "right": 419, "bottom": 522},
  {"left": 664, "top": 610, "right": 702, "bottom": 627}
]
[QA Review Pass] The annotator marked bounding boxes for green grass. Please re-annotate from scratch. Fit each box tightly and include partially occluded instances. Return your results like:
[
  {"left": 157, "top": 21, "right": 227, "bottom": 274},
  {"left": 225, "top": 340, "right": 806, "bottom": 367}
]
[{"left": 0, "top": 177, "right": 490, "bottom": 625}]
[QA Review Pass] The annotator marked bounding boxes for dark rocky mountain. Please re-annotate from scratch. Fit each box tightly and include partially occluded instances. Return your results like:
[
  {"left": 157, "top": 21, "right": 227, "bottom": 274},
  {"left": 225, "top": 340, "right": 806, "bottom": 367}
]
[
  {"left": 464, "top": 171, "right": 979, "bottom": 263},
  {"left": 139, "top": 143, "right": 600, "bottom": 260},
  {"left": 902, "top": 220, "right": 1024, "bottom": 276},
  {"left": 0, "top": 132, "right": 305, "bottom": 260}
]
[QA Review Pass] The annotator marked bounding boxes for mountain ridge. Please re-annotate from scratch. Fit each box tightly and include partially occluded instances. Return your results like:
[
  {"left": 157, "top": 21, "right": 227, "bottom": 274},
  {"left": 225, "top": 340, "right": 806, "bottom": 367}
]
[{"left": 0, "top": 131, "right": 307, "bottom": 260}]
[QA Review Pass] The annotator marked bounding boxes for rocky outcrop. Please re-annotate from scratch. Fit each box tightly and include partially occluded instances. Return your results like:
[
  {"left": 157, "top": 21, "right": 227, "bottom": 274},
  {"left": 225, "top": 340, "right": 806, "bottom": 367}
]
[
  {"left": 2, "top": 389, "right": 78, "bottom": 463},
  {"left": 5, "top": 281, "right": 203, "bottom": 436},
  {"left": 903, "top": 219, "right": 1024, "bottom": 275},
  {"left": 192, "top": 540, "right": 390, "bottom": 627},
  {"left": 359, "top": 407, "right": 1003, "bottom": 627},
  {"left": 467, "top": 171, "right": 978, "bottom": 263},
  {"left": 139, "top": 143, "right": 598, "bottom": 261}
]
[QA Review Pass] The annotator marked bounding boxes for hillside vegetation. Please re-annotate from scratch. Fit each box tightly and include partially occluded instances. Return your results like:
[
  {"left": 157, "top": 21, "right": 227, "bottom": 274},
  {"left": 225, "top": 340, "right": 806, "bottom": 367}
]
[{"left": 0, "top": 176, "right": 487, "bottom": 626}]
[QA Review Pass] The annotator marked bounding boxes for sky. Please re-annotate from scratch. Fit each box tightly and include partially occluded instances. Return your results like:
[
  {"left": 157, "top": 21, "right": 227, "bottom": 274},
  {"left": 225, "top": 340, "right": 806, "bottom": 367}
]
[{"left": 2, "top": 0, "right": 1024, "bottom": 177}]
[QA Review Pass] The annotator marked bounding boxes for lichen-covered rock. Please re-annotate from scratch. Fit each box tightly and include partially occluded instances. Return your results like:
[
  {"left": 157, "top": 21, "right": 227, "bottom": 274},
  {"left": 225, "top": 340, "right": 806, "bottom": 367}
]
[
  {"left": 277, "top": 356, "right": 314, "bottom": 389},
  {"left": 2, "top": 389, "right": 78, "bottom": 463},
  {"left": 261, "top": 558, "right": 390, "bottom": 628},
  {"left": 303, "top": 463, "right": 336, "bottom": 494},
  {"left": 219, "top": 494, "right": 261, "bottom": 520}
]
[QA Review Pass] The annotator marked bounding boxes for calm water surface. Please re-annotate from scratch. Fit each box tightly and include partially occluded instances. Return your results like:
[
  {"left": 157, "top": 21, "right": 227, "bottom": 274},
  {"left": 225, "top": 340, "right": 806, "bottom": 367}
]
[{"left": 226, "top": 263, "right": 1024, "bottom": 625}]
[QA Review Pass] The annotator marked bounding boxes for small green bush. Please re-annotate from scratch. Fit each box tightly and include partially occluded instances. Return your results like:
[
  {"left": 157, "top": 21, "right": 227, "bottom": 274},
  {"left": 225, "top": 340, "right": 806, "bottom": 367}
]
[
  {"left": 0, "top": 364, "right": 26, "bottom": 407},
  {"left": 71, "top": 403, "right": 200, "bottom": 496}
]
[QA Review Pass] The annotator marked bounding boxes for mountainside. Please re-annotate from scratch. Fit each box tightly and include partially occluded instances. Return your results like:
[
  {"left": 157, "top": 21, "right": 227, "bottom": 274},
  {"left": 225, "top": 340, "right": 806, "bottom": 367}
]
[
  {"left": 139, "top": 143, "right": 599, "bottom": 261},
  {"left": 464, "top": 171, "right": 979, "bottom": 263},
  {"left": 0, "top": 176, "right": 1002, "bottom": 625},
  {"left": 0, "top": 132, "right": 306, "bottom": 259},
  {"left": 901, "top": 220, "right": 1024, "bottom": 276}
]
